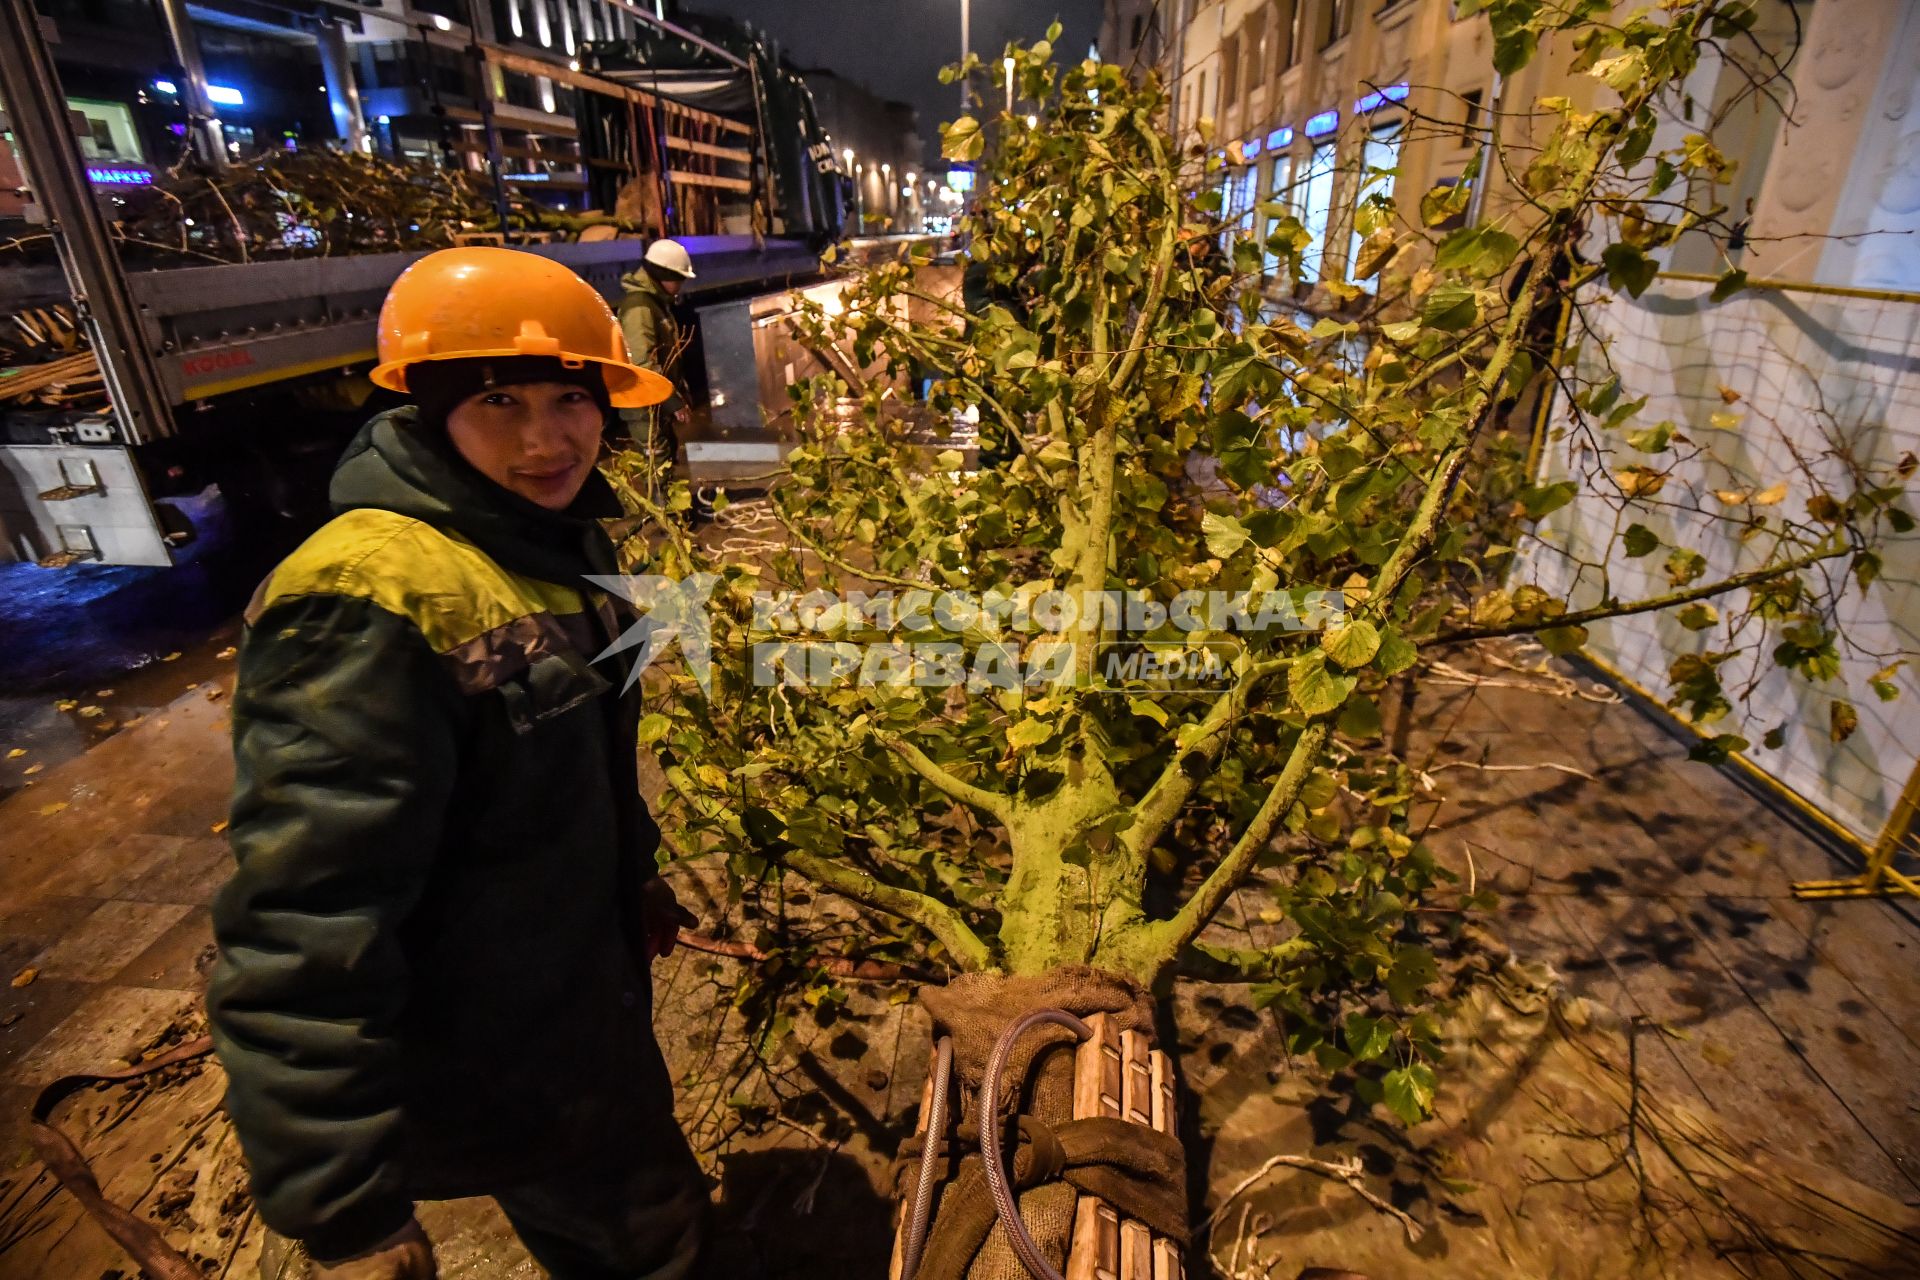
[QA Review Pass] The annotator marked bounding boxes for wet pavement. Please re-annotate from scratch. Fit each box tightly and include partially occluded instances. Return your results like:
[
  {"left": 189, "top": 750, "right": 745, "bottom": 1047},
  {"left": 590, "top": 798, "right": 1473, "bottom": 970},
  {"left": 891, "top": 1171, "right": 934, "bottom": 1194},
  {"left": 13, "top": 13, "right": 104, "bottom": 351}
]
[
  {"left": 0, "top": 631, "right": 1914, "bottom": 1277},
  {"left": 0, "top": 490, "right": 278, "bottom": 801}
]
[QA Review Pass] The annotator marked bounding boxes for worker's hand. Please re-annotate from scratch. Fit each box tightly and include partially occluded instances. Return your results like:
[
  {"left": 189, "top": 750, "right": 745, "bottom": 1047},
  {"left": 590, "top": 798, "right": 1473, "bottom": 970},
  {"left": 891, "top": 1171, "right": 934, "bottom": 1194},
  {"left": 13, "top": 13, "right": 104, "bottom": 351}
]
[
  {"left": 639, "top": 876, "right": 696, "bottom": 961},
  {"left": 309, "top": 1217, "right": 435, "bottom": 1280}
]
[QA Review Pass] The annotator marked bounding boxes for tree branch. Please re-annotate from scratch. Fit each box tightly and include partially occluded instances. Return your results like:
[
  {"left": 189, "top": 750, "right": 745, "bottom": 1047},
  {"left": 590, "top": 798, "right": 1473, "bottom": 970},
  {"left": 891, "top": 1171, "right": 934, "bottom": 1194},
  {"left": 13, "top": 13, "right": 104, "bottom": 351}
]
[
  {"left": 1432, "top": 547, "right": 1842, "bottom": 643},
  {"left": 1177, "top": 937, "right": 1316, "bottom": 983},
  {"left": 658, "top": 762, "right": 996, "bottom": 971},
  {"left": 882, "top": 735, "right": 1014, "bottom": 822},
  {"left": 1125, "top": 721, "right": 1329, "bottom": 970},
  {"left": 778, "top": 848, "right": 995, "bottom": 972},
  {"left": 1125, "top": 654, "right": 1294, "bottom": 856}
]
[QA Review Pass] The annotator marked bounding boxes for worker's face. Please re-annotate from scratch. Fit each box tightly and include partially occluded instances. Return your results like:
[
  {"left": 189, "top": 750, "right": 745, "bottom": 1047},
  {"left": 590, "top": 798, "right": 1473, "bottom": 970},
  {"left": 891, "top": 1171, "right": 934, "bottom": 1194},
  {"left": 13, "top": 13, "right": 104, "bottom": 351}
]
[
  {"left": 444, "top": 381, "right": 604, "bottom": 510},
  {"left": 660, "top": 275, "right": 684, "bottom": 297}
]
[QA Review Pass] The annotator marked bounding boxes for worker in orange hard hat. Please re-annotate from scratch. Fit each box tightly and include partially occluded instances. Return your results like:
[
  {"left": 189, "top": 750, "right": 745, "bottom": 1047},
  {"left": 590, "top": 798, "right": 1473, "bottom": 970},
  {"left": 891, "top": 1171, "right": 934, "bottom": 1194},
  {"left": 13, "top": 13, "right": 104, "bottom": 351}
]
[
  {"left": 208, "top": 247, "right": 710, "bottom": 1280},
  {"left": 617, "top": 237, "right": 697, "bottom": 463}
]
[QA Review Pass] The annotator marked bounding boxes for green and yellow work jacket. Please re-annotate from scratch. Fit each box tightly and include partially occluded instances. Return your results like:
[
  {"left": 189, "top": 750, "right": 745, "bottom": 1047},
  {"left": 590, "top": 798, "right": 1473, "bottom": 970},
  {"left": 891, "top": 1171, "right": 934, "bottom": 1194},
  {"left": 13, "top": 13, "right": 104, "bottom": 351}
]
[
  {"left": 616, "top": 268, "right": 685, "bottom": 432},
  {"left": 207, "top": 407, "right": 670, "bottom": 1261}
]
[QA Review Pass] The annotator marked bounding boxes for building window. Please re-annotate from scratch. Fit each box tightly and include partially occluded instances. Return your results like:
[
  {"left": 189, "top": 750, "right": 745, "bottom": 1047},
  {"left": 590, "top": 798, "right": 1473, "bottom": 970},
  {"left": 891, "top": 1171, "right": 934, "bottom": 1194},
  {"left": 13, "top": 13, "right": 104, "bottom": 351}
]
[
  {"left": 1323, "top": 0, "right": 1353, "bottom": 47},
  {"left": 1291, "top": 0, "right": 1313, "bottom": 65},
  {"left": 1298, "top": 137, "right": 1337, "bottom": 282},
  {"left": 1271, "top": 0, "right": 1295, "bottom": 72},
  {"left": 1459, "top": 89, "right": 1483, "bottom": 143},
  {"left": 1244, "top": 9, "right": 1268, "bottom": 98},
  {"left": 1264, "top": 152, "right": 1294, "bottom": 276},
  {"left": 1348, "top": 118, "right": 1404, "bottom": 290},
  {"left": 1131, "top": 14, "right": 1145, "bottom": 47},
  {"left": 1221, "top": 34, "right": 1240, "bottom": 106}
]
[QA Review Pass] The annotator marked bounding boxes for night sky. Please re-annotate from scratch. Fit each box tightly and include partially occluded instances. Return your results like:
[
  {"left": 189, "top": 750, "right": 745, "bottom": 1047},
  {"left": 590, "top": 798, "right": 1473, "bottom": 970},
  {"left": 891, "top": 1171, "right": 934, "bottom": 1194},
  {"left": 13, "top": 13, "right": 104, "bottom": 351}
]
[{"left": 675, "top": 0, "right": 1107, "bottom": 159}]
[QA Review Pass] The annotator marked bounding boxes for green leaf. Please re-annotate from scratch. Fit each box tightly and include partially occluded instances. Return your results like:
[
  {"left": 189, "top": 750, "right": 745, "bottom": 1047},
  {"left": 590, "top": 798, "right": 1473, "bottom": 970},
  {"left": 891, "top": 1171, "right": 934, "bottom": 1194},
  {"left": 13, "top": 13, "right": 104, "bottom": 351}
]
[
  {"left": 1006, "top": 719, "right": 1055, "bottom": 751},
  {"left": 1338, "top": 694, "right": 1383, "bottom": 740},
  {"left": 1382, "top": 1063, "right": 1438, "bottom": 1125},
  {"left": 1688, "top": 733, "right": 1748, "bottom": 765},
  {"left": 1622, "top": 523, "right": 1659, "bottom": 558},
  {"left": 942, "top": 116, "right": 985, "bottom": 161},
  {"left": 1375, "top": 627, "right": 1419, "bottom": 676},
  {"left": 1420, "top": 284, "right": 1479, "bottom": 332},
  {"left": 1625, "top": 421, "right": 1673, "bottom": 453},
  {"left": 1322, "top": 619, "right": 1382, "bottom": 669},
  {"left": 1387, "top": 946, "right": 1439, "bottom": 1005},
  {"left": 1710, "top": 268, "right": 1749, "bottom": 303},
  {"left": 1601, "top": 242, "right": 1657, "bottom": 298},
  {"left": 1537, "top": 624, "right": 1588, "bottom": 656},
  {"left": 1290, "top": 651, "right": 1357, "bottom": 717},
  {"left": 1519, "top": 480, "right": 1577, "bottom": 518},
  {"left": 1344, "top": 1013, "right": 1392, "bottom": 1062},
  {"left": 1675, "top": 603, "right": 1717, "bottom": 631},
  {"left": 1203, "top": 510, "right": 1251, "bottom": 558},
  {"left": 636, "top": 712, "right": 672, "bottom": 745}
]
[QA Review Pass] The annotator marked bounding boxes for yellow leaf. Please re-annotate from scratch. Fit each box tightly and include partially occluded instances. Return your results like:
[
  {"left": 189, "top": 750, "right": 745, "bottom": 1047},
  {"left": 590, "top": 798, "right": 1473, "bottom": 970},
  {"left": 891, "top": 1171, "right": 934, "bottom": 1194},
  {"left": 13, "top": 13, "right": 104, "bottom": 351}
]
[
  {"left": 77, "top": 706, "right": 103, "bottom": 718},
  {"left": 37, "top": 802, "right": 67, "bottom": 817},
  {"left": 1712, "top": 489, "right": 1749, "bottom": 505},
  {"left": 217, "top": 647, "right": 238, "bottom": 660},
  {"left": 5, "top": 748, "right": 23, "bottom": 759},
  {"left": 161, "top": 651, "right": 182, "bottom": 662},
  {"left": 1751, "top": 480, "right": 1788, "bottom": 506},
  {"left": 10, "top": 968, "right": 37, "bottom": 989},
  {"left": 211, "top": 819, "right": 230, "bottom": 835},
  {"left": 54, "top": 699, "right": 77, "bottom": 712},
  {"left": 24, "top": 764, "right": 43, "bottom": 776},
  {"left": 1708, "top": 410, "right": 1741, "bottom": 430}
]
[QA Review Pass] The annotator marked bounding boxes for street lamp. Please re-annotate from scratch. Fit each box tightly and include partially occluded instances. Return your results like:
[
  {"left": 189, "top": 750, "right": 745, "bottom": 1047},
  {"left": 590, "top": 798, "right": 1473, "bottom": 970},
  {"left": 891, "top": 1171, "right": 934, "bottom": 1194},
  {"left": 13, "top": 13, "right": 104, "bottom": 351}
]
[{"left": 1004, "top": 54, "right": 1015, "bottom": 114}]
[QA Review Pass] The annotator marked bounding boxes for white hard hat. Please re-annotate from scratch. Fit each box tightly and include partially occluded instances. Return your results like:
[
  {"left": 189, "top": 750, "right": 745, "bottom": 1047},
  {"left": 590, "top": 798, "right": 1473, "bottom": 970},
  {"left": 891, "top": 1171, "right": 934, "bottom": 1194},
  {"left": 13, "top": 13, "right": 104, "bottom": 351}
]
[{"left": 643, "top": 238, "right": 697, "bottom": 279}]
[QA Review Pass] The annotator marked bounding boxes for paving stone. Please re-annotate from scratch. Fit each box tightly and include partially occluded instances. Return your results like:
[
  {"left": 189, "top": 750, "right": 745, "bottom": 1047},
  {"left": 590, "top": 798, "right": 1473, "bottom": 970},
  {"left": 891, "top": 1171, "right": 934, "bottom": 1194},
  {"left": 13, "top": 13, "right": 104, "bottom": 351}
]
[
  {"left": 118, "top": 835, "right": 234, "bottom": 906},
  {"left": 111, "top": 906, "right": 216, "bottom": 992},
  {"left": 27, "top": 898, "right": 193, "bottom": 984},
  {"left": 32, "top": 832, "right": 188, "bottom": 900},
  {"left": 2, "top": 984, "right": 196, "bottom": 1087}
]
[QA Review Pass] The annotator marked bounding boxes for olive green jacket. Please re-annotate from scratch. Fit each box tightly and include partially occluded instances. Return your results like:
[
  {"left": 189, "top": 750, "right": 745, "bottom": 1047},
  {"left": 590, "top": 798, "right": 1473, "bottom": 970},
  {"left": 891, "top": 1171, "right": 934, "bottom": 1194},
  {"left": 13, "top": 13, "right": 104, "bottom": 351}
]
[
  {"left": 617, "top": 268, "right": 685, "bottom": 418},
  {"left": 208, "top": 408, "right": 667, "bottom": 1261}
]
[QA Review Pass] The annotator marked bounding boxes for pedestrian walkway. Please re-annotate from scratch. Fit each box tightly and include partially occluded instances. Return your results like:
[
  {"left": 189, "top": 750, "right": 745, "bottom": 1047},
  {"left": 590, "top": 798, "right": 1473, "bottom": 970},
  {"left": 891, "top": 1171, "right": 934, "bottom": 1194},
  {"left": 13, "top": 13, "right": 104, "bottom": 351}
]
[{"left": 0, "top": 641, "right": 1914, "bottom": 1278}]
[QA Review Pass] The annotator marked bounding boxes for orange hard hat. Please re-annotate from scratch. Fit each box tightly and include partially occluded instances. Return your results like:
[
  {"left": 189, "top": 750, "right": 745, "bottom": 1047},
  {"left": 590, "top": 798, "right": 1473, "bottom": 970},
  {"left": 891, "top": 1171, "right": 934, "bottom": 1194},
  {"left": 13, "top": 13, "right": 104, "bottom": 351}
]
[{"left": 370, "top": 246, "right": 673, "bottom": 409}]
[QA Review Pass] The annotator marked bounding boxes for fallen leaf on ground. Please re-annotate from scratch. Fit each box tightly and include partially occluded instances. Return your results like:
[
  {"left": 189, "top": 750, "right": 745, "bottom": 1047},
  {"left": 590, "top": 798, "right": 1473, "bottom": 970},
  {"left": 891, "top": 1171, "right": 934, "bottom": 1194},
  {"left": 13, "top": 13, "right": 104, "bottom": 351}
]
[
  {"left": 216, "top": 647, "right": 237, "bottom": 660},
  {"left": 211, "top": 820, "right": 230, "bottom": 835},
  {"left": 205, "top": 687, "right": 225, "bottom": 701},
  {"left": 24, "top": 764, "right": 43, "bottom": 776},
  {"left": 77, "top": 706, "right": 104, "bottom": 718},
  {"left": 9, "top": 968, "right": 36, "bottom": 989},
  {"left": 37, "top": 802, "right": 68, "bottom": 817},
  {"left": 5, "top": 748, "right": 23, "bottom": 759},
  {"left": 184, "top": 683, "right": 199, "bottom": 691},
  {"left": 54, "top": 699, "right": 77, "bottom": 712},
  {"left": 95, "top": 689, "right": 115, "bottom": 698},
  {"left": 161, "top": 651, "right": 182, "bottom": 661}
]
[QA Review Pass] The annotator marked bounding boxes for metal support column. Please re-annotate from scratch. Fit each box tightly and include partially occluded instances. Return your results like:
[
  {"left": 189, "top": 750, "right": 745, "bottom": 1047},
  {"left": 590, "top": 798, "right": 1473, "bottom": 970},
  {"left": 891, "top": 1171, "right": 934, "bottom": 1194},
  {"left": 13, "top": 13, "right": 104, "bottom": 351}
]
[
  {"left": 1794, "top": 758, "right": 1920, "bottom": 901},
  {"left": 463, "top": 0, "right": 514, "bottom": 237},
  {"left": 0, "top": 0, "right": 174, "bottom": 445},
  {"left": 157, "top": 0, "right": 227, "bottom": 168},
  {"left": 316, "top": 18, "right": 368, "bottom": 153}
]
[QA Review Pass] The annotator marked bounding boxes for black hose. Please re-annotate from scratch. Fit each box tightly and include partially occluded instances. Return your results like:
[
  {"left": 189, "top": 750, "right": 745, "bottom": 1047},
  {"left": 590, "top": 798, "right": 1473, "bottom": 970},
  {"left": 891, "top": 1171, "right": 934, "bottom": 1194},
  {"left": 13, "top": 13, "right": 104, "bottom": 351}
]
[
  {"left": 978, "top": 1009, "right": 1092, "bottom": 1280},
  {"left": 899, "top": 1035, "right": 953, "bottom": 1280}
]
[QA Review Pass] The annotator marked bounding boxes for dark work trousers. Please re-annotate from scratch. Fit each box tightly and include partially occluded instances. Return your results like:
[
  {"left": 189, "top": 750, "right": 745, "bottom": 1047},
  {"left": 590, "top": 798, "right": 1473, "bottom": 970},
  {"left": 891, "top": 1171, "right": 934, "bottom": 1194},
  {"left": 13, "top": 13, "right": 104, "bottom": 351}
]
[
  {"left": 494, "top": 1135, "right": 708, "bottom": 1280},
  {"left": 488, "top": 967, "right": 709, "bottom": 1280}
]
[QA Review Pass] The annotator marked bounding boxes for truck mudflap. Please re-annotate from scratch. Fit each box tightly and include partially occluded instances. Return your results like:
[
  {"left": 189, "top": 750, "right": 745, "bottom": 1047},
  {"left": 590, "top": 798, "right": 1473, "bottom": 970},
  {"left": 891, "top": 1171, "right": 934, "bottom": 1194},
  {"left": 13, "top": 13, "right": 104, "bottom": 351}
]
[{"left": 0, "top": 440, "right": 174, "bottom": 567}]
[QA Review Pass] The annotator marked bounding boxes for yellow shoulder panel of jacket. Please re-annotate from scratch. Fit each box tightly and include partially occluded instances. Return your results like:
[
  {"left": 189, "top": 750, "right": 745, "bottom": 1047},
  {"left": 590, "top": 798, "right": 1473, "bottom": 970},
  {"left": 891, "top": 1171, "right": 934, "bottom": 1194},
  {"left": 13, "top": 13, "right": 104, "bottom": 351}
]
[{"left": 245, "top": 508, "right": 587, "bottom": 657}]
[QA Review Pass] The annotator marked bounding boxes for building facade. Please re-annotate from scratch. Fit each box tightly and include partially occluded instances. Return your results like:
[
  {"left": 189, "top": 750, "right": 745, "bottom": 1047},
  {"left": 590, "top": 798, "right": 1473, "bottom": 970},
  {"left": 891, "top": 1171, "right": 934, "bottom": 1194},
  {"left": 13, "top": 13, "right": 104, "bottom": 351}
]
[
  {"left": 1160, "top": 0, "right": 1920, "bottom": 295},
  {"left": 801, "top": 69, "right": 926, "bottom": 234}
]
